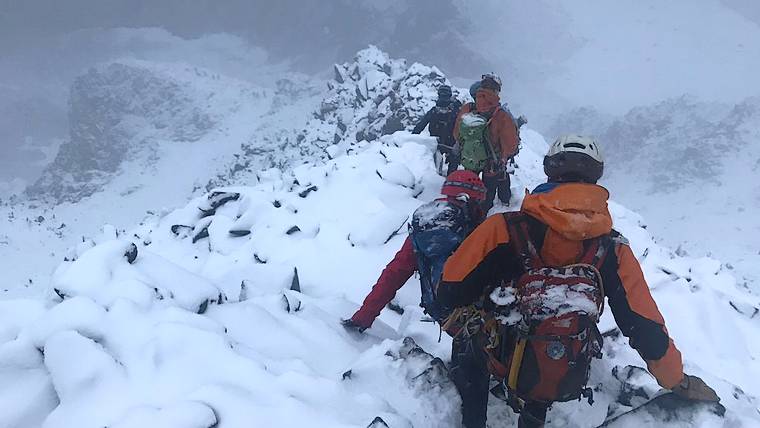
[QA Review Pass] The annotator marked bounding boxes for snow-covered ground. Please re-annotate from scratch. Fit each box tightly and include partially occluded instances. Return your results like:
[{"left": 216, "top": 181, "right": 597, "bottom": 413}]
[
  {"left": 3, "top": 130, "right": 759, "bottom": 427},
  {"left": 1, "top": 48, "right": 759, "bottom": 427}
]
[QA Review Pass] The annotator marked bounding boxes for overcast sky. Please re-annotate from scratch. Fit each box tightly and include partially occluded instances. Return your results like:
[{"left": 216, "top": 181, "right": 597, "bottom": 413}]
[{"left": 1, "top": 0, "right": 758, "bottom": 184}]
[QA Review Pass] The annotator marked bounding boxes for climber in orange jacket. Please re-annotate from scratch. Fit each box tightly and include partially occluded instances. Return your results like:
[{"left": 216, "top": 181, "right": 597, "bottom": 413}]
[
  {"left": 454, "top": 74, "right": 520, "bottom": 211},
  {"left": 437, "top": 135, "right": 719, "bottom": 428}
]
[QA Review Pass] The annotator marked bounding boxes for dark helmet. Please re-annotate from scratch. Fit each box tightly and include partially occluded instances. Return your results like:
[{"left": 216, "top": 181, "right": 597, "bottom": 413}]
[
  {"left": 437, "top": 85, "right": 452, "bottom": 99},
  {"left": 442, "top": 170, "right": 487, "bottom": 201},
  {"left": 469, "top": 81, "right": 481, "bottom": 99},
  {"left": 480, "top": 73, "right": 502, "bottom": 92},
  {"left": 543, "top": 135, "right": 604, "bottom": 183}
]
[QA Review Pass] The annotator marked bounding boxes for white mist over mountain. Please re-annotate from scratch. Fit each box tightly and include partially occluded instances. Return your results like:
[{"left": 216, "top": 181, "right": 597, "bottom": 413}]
[{"left": 2, "top": 0, "right": 759, "bottom": 186}]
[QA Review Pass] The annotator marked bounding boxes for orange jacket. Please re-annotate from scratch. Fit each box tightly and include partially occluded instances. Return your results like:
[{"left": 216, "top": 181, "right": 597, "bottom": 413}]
[
  {"left": 453, "top": 88, "right": 519, "bottom": 161},
  {"left": 438, "top": 182, "right": 684, "bottom": 389}
]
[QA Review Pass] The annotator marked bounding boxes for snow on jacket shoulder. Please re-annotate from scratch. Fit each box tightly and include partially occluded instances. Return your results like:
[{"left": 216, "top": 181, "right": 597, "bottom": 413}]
[
  {"left": 350, "top": 236, "right": 417, "bottom": 328},
  {"left": 438, "top": 183, "right": 684, "bottom": 389}
]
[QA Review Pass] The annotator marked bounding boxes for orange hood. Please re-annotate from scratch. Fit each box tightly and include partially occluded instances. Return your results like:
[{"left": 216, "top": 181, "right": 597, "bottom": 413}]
[{"left": 521, "top": 182, "right": 612, "bottom": 241}]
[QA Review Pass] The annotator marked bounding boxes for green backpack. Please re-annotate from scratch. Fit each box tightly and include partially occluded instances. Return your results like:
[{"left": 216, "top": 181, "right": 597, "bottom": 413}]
[{"left": 458, "top": 110, "right": 498, "bottom": 172}]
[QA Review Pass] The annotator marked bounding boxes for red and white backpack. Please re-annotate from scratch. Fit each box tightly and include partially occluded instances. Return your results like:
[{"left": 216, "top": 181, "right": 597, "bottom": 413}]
[{"left": 488, "top": 212, "right": 611, "bottom": 405}]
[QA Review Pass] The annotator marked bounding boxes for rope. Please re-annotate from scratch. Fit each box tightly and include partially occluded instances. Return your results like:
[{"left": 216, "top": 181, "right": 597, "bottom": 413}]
[{"left": 560, "top": 263, "right": 606, "bottom": 318}]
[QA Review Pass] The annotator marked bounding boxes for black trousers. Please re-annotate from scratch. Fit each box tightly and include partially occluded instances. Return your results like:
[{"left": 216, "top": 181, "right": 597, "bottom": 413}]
[
  {"left": 450, "top": 334, "right": 491, "bottom": 428},
  {"left": 481, "top": 169, "right": 511, "bottom": 212},
  {"left": 450, "top": 334, "right": 549, "bottom": 428}
]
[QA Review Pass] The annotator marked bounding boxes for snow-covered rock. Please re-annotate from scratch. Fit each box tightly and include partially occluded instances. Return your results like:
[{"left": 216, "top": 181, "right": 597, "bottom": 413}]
[
  {"left": 208, "top": 45, "right": 456, "bottom": 189},
  {"left": 313, "top": 45, "right": 461, "bottom": 147}
]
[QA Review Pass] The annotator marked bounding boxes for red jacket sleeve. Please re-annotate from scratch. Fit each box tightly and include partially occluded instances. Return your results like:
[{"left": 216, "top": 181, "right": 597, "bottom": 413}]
[{"left": 350, "top": 237, "right": 418, "bottom": 328}]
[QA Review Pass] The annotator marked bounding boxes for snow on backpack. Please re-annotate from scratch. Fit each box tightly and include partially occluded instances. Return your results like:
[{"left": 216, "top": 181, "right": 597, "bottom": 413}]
[
  {"left": 488, "top": 213, "right": 610, "bottom": 405},
  {"left": 458, "top": 106, "right": 498, "bottom": 172},
  {"left": 409, "top": 199, "right": 471, "bottom": 322}
]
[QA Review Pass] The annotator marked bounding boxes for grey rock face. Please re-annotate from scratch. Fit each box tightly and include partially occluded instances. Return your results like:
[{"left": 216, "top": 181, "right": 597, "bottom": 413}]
[
  {"left": 29, "top": 48, "right": 458, "bottom": 202},
  {"left": 209, "top": 46, "right": 457, "bottom": 188},
  {"left": 550, "top": 95, "right": 760, "bottom": 190},
  {"left": 28, "top": 63, "right": 218, "bottom": 203}
]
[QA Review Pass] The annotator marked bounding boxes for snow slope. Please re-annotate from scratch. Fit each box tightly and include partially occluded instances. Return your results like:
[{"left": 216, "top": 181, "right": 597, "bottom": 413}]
[{"left": 2, "top": 129, "right": 760, "bottom": 427}]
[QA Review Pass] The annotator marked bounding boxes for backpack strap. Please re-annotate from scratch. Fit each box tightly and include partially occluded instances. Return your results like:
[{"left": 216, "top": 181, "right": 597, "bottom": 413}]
[
  {"left": 576, "top": 234, "right": 613, "bottom": 317},
  {"left": 503, "top": 212, "right": 612, "bottom": 271},
  {"left": 502, "top": 212, "right": 545, "bottom": 270},
  {"left": 482, "top": 107, "right": 503, "bottom": 163},
  {"left": 578, "top": 234, "right": 612, "bottom": 270}
]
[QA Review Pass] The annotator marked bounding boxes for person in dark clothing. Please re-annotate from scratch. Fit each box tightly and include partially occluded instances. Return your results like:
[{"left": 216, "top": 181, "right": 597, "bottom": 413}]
[{"left": 413, "top": 85, "right": 463, "bottom": 175}]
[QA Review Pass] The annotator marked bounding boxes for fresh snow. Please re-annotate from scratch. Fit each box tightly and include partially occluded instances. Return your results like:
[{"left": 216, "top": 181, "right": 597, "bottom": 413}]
[
  {"left": 1, "top": 47, "right": 759, "bottom": 427},
  {"left": 520, "top": 280, "right": 600, "bottom": 320}
]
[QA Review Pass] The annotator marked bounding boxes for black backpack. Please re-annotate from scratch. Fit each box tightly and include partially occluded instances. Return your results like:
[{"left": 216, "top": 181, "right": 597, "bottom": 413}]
[
  {"left": 409, "top": 199, "right": 472, "bottom": 322},
  {"left": 427, "top": 101, "right": 459, "bottom": 139}
]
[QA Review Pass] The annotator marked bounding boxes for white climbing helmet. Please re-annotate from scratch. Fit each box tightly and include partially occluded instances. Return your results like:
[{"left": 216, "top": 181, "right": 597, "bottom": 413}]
[
  {"left": 544, "top": 135, "right": 604, "bottom": 183},
  {"left": 547, "top": 135, "right": 603, "bottom": 162}
]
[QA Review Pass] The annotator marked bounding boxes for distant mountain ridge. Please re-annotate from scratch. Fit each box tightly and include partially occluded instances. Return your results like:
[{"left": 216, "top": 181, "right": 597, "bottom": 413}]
[
  {"left": 549, "top": 95, "right": 760, "bottom": 190},
  {"left": 27, "top": 61, "right": 265, "bottom": 203}
]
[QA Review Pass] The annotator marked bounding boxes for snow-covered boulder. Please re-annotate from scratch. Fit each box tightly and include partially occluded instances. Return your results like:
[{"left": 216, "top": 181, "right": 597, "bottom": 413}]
[
  {"left": 210, "top": 46, "right": 454, "bottom": 189},
  {"left": 303, "top": 45, "right": 462, "bottom": 152}
]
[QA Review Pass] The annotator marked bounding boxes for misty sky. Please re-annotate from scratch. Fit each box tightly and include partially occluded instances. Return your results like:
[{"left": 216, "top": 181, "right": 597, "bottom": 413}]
[{"left": 1, "top": 0, "right": 759, "bottom": 185}]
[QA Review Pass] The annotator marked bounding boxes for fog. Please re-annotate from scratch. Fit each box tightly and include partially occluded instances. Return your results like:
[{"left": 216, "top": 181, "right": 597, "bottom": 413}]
[{"left": 1, "top": 0, "right": 759, "bottom": 185}]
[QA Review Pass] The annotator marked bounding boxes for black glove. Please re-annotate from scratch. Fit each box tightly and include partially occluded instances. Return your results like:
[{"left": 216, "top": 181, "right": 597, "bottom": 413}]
[
  {"left": 341, "top": 318, "right": 367, "bottom": 333},
  {"left": 671, "top": 374, "right": 720, "bottom": 402}
]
